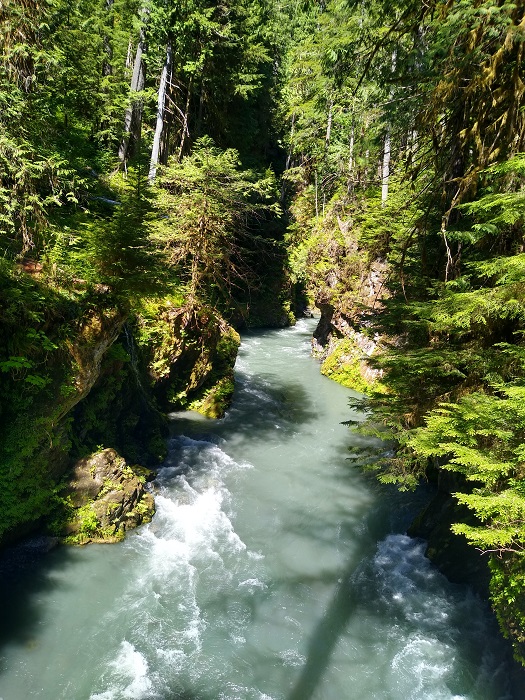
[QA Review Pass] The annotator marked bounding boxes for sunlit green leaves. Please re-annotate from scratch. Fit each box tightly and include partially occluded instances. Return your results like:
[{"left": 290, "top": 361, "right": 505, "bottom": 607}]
[{"left": 151, "top": 136, "right": 280, "bottom": 304}]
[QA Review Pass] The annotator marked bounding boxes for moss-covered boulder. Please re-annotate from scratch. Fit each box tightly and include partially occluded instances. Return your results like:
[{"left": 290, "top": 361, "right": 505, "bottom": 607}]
[
  {"left": 56, "top": 448, "right": 155, "bottom": 544},
  {"left": 136, "top": 301, "right": 240, "bottom": 418},
  {"left": 320, "top": 336, "right": 375, "bottom": 394}
]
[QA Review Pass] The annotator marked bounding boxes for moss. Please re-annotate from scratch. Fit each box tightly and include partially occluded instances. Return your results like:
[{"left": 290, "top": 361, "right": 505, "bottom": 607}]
[
  {"left": 189, "top": 376, "right": 236, "bottom": 418},
  {"left": 71, "top": 333, "right": 168, "bottom": 466},
  {"left": 320, "top": 338, "right": 374, "bottom": 394},
  {"left": 186, "top": 324, "right": 240, "bottom": 418},
  {"left": 139, "top": 302, "right": 240, "bottom": 417},
  {"left": 52, "top": 449, "right": 156, "bottom": 545}
]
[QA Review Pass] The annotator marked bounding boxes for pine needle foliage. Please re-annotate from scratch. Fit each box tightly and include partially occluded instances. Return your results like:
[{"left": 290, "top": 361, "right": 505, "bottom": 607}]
[{"left": 151, "top": 136, "right": 280, "bottom": 306}]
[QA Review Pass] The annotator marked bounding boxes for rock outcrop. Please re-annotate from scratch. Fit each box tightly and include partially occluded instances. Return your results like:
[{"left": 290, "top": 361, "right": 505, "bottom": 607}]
[
  {"left": 59, "top": 448, "right": 155, "bottom": 544},
  {"left": 138, "top": 302, "right": 240, "bottom": 418}
]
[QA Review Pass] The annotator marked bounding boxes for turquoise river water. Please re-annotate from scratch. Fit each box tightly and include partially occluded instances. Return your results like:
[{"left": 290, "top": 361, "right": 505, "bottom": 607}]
[{"left": 0, "top": 319, "right": 523, "bottom": 699}]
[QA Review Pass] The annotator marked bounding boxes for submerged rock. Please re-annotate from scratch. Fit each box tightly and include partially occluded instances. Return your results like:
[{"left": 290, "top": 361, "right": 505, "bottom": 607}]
[{"left": 59, "top": 448, "right": 155, "bottom": 544}]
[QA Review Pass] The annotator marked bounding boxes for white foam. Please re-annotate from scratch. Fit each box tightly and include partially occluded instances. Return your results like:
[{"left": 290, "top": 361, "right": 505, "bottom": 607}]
[
  {"left": 373, "top": 534, "right": 453, "bottom": 628},
  {"left": 218, "top": 685, "right": 276, "bottom": 700},
  {"left": 94, "top": 434, "right": 262, "bottom": 694},
  {"left": 279, "top": 649, "right": 306, "bottom": 667},
  {"left": 238, "top": 578, "right": 267, "bottom": 590},
  {"left": 90, "top": 641, "right": 154, "bottom": 700},
  {"left": 390, "top": 635, "right": 466, "bottom": 700}
]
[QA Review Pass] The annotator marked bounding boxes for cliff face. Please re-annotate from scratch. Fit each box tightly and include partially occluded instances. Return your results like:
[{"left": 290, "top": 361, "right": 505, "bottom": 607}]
[
  {"left": 0, "top": 296, "right": 128, "bottom": 546},
  {"left": 0, "top": 274, "right": 240, "bottom": 548},
  {"left": 288, "top": 204, "right": 385, "bottom": 393}
]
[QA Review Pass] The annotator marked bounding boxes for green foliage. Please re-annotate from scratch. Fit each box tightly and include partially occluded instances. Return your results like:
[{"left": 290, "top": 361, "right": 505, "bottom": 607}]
[
  {"left": 490, "top": 555, "right": 525, "bottom": 665},
  {"left": 188, "top": 376, "right": 236, "bottom": 418},
  {"left": 81, "top": 170, "right": 165, "bottom": 296},
  {"left": 408, "top": 385, "right": 525, "bottom": 548},
  {"left": 0, "top": 0, "right": 289, "bottom": 549},
  {"left": 151, "top": 136, "right": 280, "bottom": 305},
  {"left": 278, "top": 0, "right": 525, "bottom": 665},
  {"left": 0, "top": 0, "right": 141, "bottom": 253}
]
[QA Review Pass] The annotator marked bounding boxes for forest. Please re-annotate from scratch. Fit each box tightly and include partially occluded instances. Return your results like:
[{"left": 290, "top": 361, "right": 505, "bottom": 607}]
[{"left": 1, "top": 0, "right": 525, "bottom": 670}]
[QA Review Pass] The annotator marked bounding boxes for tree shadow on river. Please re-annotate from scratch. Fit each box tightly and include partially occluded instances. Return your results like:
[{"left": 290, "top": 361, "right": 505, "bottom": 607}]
[
  {"left": 0, "top": 537, "right": 76, "bottom": 668},
  {"left": 170, "top": 372, "right": 320, "bottom": 443}
]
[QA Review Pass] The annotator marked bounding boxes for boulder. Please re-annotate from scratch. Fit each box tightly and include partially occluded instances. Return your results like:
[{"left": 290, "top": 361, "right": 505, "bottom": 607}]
[{"left": 60, "top": 448, "right": 155, "bottom": 544}]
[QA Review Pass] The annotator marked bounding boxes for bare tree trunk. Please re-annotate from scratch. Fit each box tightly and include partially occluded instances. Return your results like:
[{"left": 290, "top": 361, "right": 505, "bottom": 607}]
[
  {"left": 118, "top": 10, "right": 147, "bottom": 165},
  {"left": 125, "top": 37, "right": 133, "bottom": 68},
  {"left": 347, "top": 126, "right": 355, "bottom": 193},
  {"left": 286, "top": 113, "right": 296, "bottom": 171},
  {"left": 102, "top": 0, "right": 114, "bottom": 77},
  {"left": 177, "top": 75, "right": 193, "bottom": 162},
  {"left": 349, "top": 127, "right": 354, "bottom": 173},
  {"left": 381, "top": 129, "right": 391, "bottom": 206},
  {"left": 381, "top": 51, "right": 396, "bottom": 206},
  {"left": 148, "top": 41, "right": 172, "bottom": 182},
  {"left": 315, "top": 170, "right": 319, "bottom": 217},
  {"left": 325, "top": 99, "right": 333, "bottom": 153}
]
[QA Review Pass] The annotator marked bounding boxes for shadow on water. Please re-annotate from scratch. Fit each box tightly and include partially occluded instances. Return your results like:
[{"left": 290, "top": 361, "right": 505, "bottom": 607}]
[
  {"left": 169, "top": 372, "right": 319, "bottom": 444},
  {"left": 276, "top": 464, "right": 525, "bottom": 700},
  {"left": 283, "top": 554, "right": 522, "bottom": 700},
  {"left": 221, "top": 370, "right": 321, "bottom": 439},
  {"left": 0, "top": 538, "right": 75, "bottom": 666},
  {"left": 285, "top": 560, "right": 359, "bottom": 700}
]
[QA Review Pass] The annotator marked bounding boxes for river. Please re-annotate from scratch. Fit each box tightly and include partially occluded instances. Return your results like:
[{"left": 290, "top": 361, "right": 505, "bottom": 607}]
[{"left": 0, "top": 319, "right": 522, "bottom": 699}]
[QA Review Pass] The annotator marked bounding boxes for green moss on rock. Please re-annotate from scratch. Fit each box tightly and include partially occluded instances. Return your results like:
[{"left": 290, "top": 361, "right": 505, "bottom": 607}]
[
  {"left": 320, "top": 337, "right": 374, "bottom": 394},
  {"left": 138, "top": 302, "right": 240, "bottom": 418},
  {"left": 53, "top": 448, "right": 155, "bottom": 545},
  {"left": 189, "top": 376, "right": 236, "bottom": 418}
]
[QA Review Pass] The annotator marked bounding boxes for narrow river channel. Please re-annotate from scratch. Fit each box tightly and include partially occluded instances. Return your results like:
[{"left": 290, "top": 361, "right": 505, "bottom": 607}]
[{"left": 0, "top": 319, "right": 522, "bottom": 699}]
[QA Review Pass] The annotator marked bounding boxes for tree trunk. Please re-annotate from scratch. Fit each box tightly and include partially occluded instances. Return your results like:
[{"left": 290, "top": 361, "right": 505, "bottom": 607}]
[
  {"left": 325, "top": 99, "right": 333, "bottom": 154},
  {"left": 315, "top": 170, "right": 319, "bottom": 217},
  {"left": 102, "top": 0, "right": 114, "bottom": 77},
  {"left": 177, "top": 75, "right": 193, "bottom": 162},
  {"left": 381, "top": 51, "right": 396, "bottom": 206},
  {"left": 148, "top": 41, "right": 172, "bottom": 182},
  {"left": 347, "top": 126, "right": 355, "bottom": 193},
  {"left": 349, "top": 126, "right": 354, "bottom": 173},
  {"left": 381, "top": 129, "right": 391, "bottom": 206},
  {"left": 286, "top": 113, "right": 296, "bottom": 171},
  {"left": 118, "top": 10, "right": 147, "bottom": 165}
]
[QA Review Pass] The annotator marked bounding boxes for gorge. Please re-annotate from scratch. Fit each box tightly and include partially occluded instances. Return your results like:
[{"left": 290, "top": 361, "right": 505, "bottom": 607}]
[{"left": 2, "top": 0, "right": 525, "bottom": 692}]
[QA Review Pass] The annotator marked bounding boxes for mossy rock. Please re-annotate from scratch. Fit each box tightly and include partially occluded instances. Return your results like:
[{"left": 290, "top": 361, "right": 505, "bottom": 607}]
[
  {"left": 320, "top": 337, "right": 374, "bottom": 394},
  {"left": 189, "top": 375, "right": 236, "bottom": 419},
  {"left": 53, "top": 448, "right": 155, "bottom": 545},
  {"left": 143, "top": 302, "right": 240, "bottom": 417}
]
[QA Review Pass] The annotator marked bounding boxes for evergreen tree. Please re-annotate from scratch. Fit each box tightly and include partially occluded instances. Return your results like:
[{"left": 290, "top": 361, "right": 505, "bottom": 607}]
[{"left": 151, "top": 136, "right": 280, "bottom": 306}]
